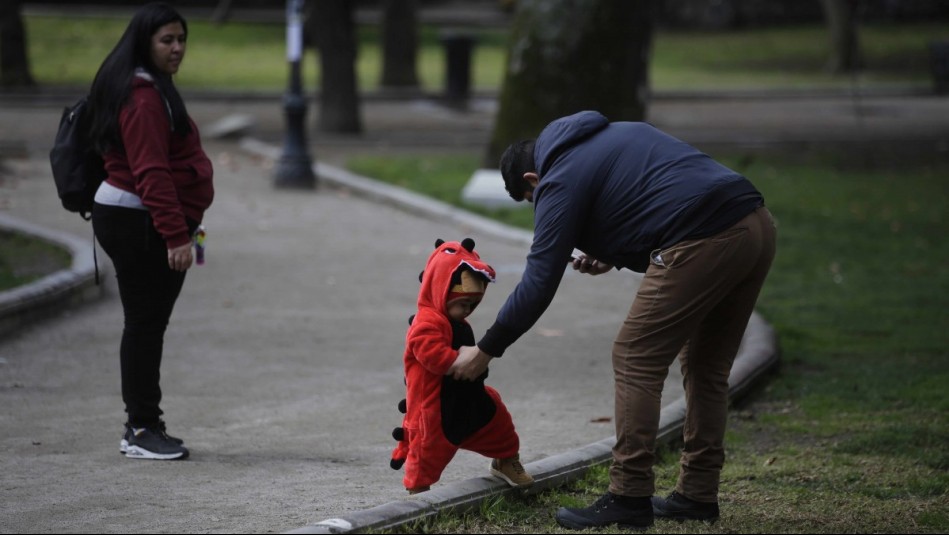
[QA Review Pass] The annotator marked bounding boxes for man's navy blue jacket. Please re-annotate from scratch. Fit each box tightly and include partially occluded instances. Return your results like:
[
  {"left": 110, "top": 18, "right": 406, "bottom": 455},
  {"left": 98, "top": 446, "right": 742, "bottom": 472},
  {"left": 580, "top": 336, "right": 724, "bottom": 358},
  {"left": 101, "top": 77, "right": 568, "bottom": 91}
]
[{"left": 478, "top": 110, "right": 763, "bottom": 357}]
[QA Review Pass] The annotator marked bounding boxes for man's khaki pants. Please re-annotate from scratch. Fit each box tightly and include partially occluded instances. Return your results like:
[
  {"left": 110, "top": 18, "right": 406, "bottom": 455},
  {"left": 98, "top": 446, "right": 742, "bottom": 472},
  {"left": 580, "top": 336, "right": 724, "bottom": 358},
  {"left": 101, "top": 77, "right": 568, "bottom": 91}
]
[{"left": 609, "top": 206, "right": 776, "bottom": 503}]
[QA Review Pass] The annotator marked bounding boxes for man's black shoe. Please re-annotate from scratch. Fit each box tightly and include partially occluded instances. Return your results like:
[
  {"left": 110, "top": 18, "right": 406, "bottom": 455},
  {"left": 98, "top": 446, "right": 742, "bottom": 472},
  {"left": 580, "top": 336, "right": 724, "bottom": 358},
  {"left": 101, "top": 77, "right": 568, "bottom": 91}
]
[
  {"left": 651, "top": 490, "right": 720, "bottom": 522},
  {"left": 555, "top": 492, "right": 653, "bottom": 530}
]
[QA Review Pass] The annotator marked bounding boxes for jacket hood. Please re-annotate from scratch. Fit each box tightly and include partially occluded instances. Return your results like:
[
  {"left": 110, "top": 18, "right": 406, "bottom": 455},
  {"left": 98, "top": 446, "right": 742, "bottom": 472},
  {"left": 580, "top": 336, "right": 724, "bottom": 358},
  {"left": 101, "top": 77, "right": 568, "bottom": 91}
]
[
  {"left": 417, "top": 239, "right": 496, "bottom": 316},
  {"left": 534, "top": 110, "right": 610, "bottom": 176}
]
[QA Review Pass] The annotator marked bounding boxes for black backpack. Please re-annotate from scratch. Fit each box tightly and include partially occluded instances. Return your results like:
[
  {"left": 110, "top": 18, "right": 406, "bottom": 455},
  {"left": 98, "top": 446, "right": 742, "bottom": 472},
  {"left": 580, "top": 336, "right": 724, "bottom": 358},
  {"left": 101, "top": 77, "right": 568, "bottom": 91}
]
[{"left": 49, "top": 96, "right": 106, "bottom": 220}]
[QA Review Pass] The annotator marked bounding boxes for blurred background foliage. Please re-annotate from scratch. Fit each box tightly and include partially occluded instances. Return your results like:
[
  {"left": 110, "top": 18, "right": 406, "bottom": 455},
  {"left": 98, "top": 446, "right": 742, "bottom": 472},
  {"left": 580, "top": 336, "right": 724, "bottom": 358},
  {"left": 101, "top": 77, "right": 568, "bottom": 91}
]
[{"left": 13, "top": 0, "right": 949, "bottom": 93}]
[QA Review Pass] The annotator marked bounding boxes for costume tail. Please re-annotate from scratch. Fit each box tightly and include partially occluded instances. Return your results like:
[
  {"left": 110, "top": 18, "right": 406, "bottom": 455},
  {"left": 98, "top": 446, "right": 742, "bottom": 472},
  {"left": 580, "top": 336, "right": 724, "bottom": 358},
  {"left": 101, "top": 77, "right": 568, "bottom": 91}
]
[{"left": 390, "top": 398, "right": 409, "bottom": 470}]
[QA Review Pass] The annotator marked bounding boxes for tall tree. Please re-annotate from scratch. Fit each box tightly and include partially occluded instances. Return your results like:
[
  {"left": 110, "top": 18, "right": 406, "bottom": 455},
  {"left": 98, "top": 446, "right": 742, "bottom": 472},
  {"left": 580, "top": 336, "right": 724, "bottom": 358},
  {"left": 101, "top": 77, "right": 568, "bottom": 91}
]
[
  {"left": 820, "top": 0, "right": 863, "bottom": 74},
  {"left": 0, "top": 0, "right": 35, "bottom": 87},
  {"left": 380, "top": 0, "right": 419, "bottom": 89},
  {"left": 309, "top": 0, "right": 362, "bottom": 134},
  {"left": 485, "top": 0, "right": 656, "bottom": 166}
]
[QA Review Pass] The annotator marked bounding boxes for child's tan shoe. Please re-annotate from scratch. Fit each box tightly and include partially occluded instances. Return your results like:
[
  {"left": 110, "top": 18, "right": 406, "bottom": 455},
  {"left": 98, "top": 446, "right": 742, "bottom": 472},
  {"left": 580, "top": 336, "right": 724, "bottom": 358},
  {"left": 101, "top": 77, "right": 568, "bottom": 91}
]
[{"left": 490, "top": 454, "right": 534, "bottom": 488}]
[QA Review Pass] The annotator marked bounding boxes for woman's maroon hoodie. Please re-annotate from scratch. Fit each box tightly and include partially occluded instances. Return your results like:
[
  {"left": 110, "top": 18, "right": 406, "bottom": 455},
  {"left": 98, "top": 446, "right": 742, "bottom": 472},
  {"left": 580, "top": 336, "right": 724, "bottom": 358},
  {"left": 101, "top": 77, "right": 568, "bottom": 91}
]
[{"left": 103, "top": 75, "right": 214, "bottom": 249}]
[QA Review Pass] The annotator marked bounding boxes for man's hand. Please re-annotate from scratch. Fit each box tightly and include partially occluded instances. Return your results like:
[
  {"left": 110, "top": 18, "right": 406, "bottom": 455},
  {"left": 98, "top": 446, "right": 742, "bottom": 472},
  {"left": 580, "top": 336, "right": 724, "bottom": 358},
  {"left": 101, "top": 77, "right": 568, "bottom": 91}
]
[
  {"left": 449, "top": 346, "right": 493, "bottom": 381},
  {"left": 167, "top": 243, "right": 193, "bottom": 272},
  {"left": 570, "top": 253, "right": 613, "bottom": 276}
]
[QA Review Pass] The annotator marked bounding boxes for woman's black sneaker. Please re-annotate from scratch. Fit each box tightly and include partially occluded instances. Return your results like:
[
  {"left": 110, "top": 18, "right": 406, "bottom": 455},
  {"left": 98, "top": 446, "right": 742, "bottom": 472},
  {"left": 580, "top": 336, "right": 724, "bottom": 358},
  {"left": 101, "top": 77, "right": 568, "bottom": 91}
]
[
  {"left": 124, "top": 425, "right": 189, "bottom": 460},
  {"left": 555, "top": 492, "right": 653, "bottom": 530},
  {"left": 651, "top": 491, "right": 720, "bottom": 522},
  {"left": 120, "top": 421, "right": 183, "bottom": 454}
]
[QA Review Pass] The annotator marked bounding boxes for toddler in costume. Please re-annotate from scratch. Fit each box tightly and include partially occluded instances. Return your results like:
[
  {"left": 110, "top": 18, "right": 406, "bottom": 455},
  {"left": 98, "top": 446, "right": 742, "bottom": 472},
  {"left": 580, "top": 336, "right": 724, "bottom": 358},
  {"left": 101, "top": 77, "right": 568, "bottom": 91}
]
[{"left": 390, "top": 238, "right": 534, "bottom": 493}]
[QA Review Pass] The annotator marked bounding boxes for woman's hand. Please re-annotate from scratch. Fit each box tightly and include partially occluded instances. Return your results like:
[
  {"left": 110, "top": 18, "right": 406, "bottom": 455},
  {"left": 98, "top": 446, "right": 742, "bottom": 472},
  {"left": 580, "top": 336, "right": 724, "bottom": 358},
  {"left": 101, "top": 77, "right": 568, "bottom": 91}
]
[
  {"left": 570, "top": 254, "right": 613, "bottom": 276},
  {"left": 167, "top": 242, "right": 193, "bottom": 272}
]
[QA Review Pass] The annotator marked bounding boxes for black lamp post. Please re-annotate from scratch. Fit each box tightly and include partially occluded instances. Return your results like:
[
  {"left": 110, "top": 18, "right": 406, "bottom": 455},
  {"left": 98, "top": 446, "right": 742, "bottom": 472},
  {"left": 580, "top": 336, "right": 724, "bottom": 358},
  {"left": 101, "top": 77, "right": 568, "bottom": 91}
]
[{"left": 274, "top": 0, "right": 316, "bottom": 189}]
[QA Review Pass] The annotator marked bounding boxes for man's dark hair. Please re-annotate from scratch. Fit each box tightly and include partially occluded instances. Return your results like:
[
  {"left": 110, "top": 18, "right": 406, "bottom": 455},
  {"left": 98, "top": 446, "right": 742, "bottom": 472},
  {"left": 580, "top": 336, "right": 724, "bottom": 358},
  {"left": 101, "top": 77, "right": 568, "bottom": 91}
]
[{"left": 499, "top": 139, "right": 536, "bottom": 202}]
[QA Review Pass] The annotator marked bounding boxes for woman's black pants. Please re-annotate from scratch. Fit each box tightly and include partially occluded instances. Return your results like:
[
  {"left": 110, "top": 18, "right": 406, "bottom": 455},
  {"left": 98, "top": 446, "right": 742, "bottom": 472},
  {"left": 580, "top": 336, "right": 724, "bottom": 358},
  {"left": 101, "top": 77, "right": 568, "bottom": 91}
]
[{"left": 92, "top": 203, "right": 187, "bottom": 428}]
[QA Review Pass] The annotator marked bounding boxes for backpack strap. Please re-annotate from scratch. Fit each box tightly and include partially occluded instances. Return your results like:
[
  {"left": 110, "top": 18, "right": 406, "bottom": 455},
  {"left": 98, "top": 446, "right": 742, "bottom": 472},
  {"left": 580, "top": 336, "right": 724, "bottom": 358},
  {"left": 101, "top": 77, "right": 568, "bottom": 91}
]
[{"left": 92, "top": 225, "right": 100, "bottom": 285}]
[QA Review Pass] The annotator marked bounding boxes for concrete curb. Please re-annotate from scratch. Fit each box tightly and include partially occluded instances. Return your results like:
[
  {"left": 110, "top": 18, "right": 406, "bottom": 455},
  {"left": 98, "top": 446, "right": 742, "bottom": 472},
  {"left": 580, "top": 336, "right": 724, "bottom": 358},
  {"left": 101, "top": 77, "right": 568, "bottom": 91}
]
[
  {"left": 237, "top": 137, "right": 781, "bottom": 535},
  {"left": 0, "top": 213, "right": 106, "bottom": 339},
  {"left": 239, "top": 138, "right": 534, "bottom": 249}
]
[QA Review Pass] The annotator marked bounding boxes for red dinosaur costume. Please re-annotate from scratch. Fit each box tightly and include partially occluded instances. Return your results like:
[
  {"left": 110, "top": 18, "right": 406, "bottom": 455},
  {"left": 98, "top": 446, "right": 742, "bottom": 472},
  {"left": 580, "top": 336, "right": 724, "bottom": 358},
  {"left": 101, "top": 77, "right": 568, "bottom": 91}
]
[{"left": 390, "top": 238, "right": 520, "bottom": 491}]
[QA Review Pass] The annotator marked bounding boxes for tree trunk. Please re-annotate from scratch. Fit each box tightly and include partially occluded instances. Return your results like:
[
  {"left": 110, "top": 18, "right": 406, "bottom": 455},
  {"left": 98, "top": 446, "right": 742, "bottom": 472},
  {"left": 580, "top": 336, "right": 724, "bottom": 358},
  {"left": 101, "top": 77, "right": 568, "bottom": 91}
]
[
  {"left": 485, "top": 0, "right": 655, "bottom": 167},
  {"left": 211, "top": 0, "right": 234, "bottom": 24},
  {"left": 820, "top": 0, "right": 863, "bottom": 74},
  {"left": 310, "top": 0, "right": 362, "bottom": 134},
  {"left": 380, "top": 0, "right": 419, "bottom": 88},
  {"left": 0, "top": 0, "right": 36, "bottom": 88}
]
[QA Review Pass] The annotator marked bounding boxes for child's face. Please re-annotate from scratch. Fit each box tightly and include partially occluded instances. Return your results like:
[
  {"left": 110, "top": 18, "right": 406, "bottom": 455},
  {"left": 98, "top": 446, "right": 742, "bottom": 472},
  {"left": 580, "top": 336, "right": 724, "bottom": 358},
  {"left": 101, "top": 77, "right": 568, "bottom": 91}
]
[{"left": 447, "top": 297, "right": 481, "bottom": 321}]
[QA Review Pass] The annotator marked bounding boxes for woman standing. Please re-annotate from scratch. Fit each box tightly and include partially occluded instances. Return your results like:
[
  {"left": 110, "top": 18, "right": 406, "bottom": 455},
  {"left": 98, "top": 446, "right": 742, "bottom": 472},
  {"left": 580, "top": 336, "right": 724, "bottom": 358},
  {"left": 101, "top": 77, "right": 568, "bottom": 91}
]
[{"left": 88, "top": 2, "right": 213, "bottom": 460}]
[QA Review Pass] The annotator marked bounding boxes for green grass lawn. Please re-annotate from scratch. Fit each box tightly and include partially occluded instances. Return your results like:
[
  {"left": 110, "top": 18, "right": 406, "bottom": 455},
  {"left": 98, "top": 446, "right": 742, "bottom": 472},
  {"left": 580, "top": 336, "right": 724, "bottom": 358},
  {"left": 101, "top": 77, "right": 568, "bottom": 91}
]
[
  {"left": 23, "top": 14, "right": 948, "bottom": 92},
  {"left": 652, "top": 23, "right": 948, "bottom": 90},
  {"left": 0, "top": 230, "right": 71, "bottom": 291},
  {"left": 348, "top": 150, "right": 949, "bottom": 533}
]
